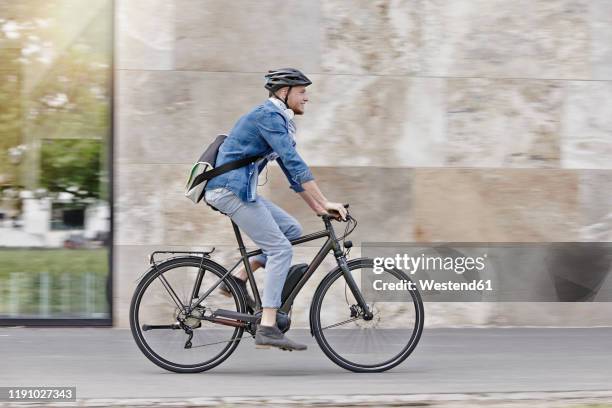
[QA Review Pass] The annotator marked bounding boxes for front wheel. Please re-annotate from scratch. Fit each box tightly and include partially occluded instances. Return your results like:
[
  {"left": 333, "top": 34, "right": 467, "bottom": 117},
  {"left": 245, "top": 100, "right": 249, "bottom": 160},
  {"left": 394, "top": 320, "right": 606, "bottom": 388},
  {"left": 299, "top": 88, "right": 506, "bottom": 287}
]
[{"left": 310, "top": 257, "right": 424, "bottom": 373}]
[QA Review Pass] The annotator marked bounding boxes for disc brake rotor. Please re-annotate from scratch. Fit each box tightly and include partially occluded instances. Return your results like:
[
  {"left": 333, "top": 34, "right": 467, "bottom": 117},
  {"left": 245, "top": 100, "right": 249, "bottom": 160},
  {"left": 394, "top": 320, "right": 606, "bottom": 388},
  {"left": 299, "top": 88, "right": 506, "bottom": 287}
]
[{"left": 353, "top": 304, "right": 381, "bottom": 329}]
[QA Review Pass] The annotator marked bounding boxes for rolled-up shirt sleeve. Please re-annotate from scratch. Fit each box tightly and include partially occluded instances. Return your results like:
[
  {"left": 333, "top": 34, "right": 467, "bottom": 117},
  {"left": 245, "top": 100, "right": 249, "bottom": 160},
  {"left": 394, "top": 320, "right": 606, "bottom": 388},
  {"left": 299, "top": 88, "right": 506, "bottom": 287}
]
[
  {"left": 256, "top": 110, "right": 314, "bottom": 190},
  {"left": 277, "top": 158, "right": 306, "bottom": 192}
]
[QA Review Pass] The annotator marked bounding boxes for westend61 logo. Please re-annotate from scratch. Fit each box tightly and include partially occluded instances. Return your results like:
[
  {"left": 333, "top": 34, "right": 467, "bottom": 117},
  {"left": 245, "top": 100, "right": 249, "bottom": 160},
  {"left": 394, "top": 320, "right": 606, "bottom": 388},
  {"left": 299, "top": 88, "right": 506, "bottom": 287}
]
[
  {"left": 372, "top": 253, "right": 487, "bottom": 275},
  {"left": 363, "top": 242, "right": 612, "bottom": 302}
]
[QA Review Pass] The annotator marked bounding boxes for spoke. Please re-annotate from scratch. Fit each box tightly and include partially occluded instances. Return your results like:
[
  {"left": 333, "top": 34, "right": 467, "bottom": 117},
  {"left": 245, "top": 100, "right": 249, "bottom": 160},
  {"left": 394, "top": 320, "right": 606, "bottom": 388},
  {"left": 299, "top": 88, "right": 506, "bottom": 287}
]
[
  {"left": 157, "top": 272, "right": 185, "bottom": 311},
  {"left": 320, "top": 316, "right": 360, "bottom": 331}
]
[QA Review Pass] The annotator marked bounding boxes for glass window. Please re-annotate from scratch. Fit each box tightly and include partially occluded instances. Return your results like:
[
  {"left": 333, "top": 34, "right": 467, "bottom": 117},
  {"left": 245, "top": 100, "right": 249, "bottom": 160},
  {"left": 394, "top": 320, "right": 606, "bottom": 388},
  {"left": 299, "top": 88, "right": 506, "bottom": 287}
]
[{"left": 0, "top": 0, "right": 112, "bottom": 322}]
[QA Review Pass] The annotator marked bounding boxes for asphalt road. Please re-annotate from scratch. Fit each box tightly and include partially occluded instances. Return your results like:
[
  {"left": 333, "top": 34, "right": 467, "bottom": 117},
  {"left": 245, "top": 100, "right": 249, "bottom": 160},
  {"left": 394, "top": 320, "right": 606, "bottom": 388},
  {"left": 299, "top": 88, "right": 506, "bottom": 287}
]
[{"left": 0, "top": 327, "right": 610, "bottom": 400}]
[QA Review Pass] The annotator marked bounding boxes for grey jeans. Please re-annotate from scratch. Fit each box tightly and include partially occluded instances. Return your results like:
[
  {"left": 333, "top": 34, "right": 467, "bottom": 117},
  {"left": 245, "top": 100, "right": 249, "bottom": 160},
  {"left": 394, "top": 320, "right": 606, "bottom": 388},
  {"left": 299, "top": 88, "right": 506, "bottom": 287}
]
[{"left": 204, "top": 187, "right": 303, "bottom": 308}]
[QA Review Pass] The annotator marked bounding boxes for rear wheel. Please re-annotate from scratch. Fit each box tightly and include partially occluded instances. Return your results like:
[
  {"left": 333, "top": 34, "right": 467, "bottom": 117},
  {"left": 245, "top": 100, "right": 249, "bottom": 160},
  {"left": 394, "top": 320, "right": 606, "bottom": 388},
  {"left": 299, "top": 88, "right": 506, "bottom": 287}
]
[
  {"left": 129, "top": 257, "right": 246, "bottom": 373},
  {"left": 310, "top": 258, "right": 424, "bottom": 373}
]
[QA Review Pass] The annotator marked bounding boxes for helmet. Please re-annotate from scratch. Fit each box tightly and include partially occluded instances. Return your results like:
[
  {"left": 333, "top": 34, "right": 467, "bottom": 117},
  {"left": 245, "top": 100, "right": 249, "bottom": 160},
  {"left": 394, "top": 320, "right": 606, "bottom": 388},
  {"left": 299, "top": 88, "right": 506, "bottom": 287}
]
[{"left": 264, "top": 68, "right": 312, "bottom": 92}]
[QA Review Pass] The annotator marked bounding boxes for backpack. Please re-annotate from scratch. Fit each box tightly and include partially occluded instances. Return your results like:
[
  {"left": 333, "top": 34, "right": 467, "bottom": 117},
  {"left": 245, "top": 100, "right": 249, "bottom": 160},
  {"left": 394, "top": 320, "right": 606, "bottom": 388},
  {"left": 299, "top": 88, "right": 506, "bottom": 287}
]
[{"left": 184, "top": 134, "right": 262, "bottom": 204}]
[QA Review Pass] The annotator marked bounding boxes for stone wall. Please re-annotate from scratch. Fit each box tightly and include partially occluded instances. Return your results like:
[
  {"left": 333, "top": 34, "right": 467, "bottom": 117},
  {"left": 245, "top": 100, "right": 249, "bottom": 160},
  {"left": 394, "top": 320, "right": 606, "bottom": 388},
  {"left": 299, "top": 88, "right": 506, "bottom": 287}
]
[{"left": 114, "top": 0, "right": 612, "bottom": 328}]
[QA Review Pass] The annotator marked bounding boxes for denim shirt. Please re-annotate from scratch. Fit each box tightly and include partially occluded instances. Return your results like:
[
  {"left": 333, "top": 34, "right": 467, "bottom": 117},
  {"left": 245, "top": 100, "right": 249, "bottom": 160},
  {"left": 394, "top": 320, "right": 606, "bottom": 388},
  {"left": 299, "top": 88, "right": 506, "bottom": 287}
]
[{"left": 205, "top": 100, "right": 315, "bottom": 202}]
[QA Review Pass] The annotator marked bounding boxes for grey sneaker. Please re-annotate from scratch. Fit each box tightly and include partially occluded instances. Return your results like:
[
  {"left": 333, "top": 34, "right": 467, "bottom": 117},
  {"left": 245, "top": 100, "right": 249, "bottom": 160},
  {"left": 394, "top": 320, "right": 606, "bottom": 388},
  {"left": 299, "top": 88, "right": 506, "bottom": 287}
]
[{"left": 255, "top": 325, "right": 307, "bottom": 351}]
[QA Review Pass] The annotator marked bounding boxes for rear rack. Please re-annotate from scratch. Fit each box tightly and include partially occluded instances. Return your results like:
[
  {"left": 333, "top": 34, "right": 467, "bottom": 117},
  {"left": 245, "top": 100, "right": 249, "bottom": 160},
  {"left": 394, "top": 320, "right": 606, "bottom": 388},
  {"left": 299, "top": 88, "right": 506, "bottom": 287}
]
[{"left": 149, "top": 248, "right": 215, "bottom": 265}]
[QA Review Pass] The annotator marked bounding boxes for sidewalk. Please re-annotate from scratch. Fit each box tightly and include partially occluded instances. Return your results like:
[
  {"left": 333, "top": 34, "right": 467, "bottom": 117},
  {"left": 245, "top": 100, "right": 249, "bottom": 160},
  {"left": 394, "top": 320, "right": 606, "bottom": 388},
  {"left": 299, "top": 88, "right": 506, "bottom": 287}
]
[{"left": 1, "top": 327, "right": 611, "bottom": 406}]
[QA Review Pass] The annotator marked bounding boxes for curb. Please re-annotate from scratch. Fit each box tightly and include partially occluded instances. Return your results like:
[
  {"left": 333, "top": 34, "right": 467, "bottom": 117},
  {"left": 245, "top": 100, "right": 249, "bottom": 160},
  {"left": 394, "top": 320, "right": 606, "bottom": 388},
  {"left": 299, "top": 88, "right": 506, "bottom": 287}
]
[{"left": 1, "top": 390, "right": 612, "bottom": 407}]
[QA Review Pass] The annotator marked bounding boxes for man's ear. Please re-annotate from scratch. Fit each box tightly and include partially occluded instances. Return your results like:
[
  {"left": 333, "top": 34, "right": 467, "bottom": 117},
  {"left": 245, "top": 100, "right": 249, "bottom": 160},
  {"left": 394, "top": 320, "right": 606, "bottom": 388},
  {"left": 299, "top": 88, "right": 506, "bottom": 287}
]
[{"left": 277, "top": 87, "right": 289, "bottom": 98}]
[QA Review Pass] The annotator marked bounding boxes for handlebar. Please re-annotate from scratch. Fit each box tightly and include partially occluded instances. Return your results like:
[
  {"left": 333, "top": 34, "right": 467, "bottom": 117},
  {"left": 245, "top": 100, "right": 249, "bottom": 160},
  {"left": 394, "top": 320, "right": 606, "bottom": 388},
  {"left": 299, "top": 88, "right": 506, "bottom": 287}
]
[
  {"left": 318, "top": 203, "right": 350, "bottom": 222},
  {"left": 320, "top": 203, "right": 358, "bottom": 242}
]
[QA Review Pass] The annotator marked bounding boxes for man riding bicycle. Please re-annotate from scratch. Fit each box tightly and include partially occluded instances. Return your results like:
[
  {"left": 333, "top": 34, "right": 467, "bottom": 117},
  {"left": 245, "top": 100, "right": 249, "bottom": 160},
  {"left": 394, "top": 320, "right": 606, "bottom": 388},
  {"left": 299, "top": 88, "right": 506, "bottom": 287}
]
[{"left": 204, "top": 68, "right": 348, "bottom": 351}]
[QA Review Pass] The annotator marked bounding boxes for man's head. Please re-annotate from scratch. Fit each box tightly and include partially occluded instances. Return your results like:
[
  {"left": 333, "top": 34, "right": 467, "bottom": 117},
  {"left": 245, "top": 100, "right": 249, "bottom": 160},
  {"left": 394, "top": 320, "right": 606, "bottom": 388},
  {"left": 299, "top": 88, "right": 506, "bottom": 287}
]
[
  {"left": 264, "top": 68, "right": 312, "bottom": 115},
  {"left": 271, "top": 85, "right": 309, "bottom": 115}
]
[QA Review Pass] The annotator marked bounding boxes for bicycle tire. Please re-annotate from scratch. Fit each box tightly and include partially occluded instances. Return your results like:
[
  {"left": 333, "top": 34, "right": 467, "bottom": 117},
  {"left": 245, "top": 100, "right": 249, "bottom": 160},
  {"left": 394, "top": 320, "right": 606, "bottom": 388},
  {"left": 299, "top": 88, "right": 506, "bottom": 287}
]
[
  {"left": 129, "top": 256, "right": 246, "bottom": 373},
  {"left": 310, "top": 257, "right": 424, "bottom": 373}
]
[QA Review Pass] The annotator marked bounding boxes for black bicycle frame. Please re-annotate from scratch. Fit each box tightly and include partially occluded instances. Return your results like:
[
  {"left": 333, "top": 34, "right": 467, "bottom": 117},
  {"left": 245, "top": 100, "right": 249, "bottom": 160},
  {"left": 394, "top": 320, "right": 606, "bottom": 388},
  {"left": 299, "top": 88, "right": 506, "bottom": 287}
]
[
  {"left": 188, "top": 215, "right": 370, "bottom": 317},
  {"left": 237, "top": 215, "right": 369, "bottom": 315}
]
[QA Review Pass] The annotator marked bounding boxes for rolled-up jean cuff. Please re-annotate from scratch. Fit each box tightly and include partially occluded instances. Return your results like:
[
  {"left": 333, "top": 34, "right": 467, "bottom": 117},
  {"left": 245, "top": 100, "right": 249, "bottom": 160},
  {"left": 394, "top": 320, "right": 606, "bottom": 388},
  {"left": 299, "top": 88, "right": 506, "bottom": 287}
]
[{"left": 252, "top": 254, "right": 266, "bottom": 266}]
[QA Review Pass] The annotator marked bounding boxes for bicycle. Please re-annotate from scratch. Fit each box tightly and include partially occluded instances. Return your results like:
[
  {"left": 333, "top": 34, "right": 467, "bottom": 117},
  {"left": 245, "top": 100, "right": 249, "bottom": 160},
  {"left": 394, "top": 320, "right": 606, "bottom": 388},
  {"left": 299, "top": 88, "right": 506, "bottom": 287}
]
[{"left": 129, "top": 204, "right": 424, "bottom": 373}]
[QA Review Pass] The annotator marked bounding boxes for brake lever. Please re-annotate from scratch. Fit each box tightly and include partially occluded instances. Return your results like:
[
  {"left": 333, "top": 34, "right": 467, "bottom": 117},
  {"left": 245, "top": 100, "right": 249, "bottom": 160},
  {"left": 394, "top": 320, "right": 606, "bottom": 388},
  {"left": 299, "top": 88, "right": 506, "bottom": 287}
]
[{"left": 329, "top": 210, "right": 349, "bottom": 222}]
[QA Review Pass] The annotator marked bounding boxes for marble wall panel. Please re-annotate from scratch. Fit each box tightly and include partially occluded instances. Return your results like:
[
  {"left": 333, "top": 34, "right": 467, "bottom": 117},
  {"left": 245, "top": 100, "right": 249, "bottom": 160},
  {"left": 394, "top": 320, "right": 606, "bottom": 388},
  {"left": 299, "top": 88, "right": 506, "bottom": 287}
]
[
  {"left": 413, "top": 168, "right": 581, "bottom": 242},
  {"left": 320, "top": 0, "right": 421, "bottom": 75},
  {"left": 115, "top": 164, "right": 167, "bottom": 246},
  {"left": 561, "top": 81, "right": 612, "bottom": 169},
  {"left": 578, "top": 171, "right": 612, "bottom": 241},
  {"left": 422, "top": 0, "right": 590, "bottom": 79},
  {"left": 424, "top": 303, "right": 612, "bottom": 327},
  {"left": 116, "top": 71, "right": 265, "bottom": 164},
  {"left": 299, "top": 75, "right": 446, "bottom": 167},
  {"left": 116, "top": 0, "right": 174, "bottom": 70},
  {"left": 445, "top": 78, "right": 564, "bottom": 168},
  {"left": 491, "top": 302, "right": 612, "bottom": 326},
  {"left": 589, "top": 1, "right": 612, "bottom": 80},
  {"left": 173, "top": 0, "right": 320, "bottom": 73},
  {"left": 260, "top": 165, "right": 414, "bottom": 244}
]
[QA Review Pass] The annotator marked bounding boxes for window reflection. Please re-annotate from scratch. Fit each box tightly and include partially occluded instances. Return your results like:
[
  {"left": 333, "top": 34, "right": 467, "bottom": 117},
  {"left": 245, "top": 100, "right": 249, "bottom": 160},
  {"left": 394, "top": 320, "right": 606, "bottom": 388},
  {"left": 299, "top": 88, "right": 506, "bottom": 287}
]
[{"left": 0, "top": 0, "right": 112, "bottom": 321}]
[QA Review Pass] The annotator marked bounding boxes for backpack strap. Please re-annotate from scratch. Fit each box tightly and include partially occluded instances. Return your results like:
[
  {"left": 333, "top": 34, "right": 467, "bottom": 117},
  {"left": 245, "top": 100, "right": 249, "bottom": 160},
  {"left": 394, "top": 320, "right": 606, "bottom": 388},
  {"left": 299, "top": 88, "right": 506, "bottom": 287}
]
[{"left": 190, "top": 154, "right": 262, "bottom": 190}]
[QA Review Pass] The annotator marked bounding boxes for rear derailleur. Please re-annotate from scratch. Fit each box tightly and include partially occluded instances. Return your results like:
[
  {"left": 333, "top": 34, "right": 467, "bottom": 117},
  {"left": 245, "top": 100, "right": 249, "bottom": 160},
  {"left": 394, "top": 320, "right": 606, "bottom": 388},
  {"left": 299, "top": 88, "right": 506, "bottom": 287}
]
[{"left": 177, "top": 306, "right": 206, "bottom": 349}]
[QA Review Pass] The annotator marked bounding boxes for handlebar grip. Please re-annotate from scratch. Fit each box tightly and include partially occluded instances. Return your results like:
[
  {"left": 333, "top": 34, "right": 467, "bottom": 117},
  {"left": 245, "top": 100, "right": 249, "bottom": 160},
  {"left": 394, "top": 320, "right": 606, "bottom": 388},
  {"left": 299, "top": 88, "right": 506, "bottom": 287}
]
[{"left": 317, "top": 204, "right": 350, "bottom": 220}]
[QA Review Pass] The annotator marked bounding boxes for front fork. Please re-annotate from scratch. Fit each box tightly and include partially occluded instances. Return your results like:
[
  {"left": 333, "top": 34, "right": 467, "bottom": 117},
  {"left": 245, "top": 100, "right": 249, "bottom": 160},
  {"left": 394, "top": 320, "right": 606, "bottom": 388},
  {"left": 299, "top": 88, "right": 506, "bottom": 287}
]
[
  {"left": 336, "top": 255, "right": 374, "bottom": 320},
  {"left": 325, "top": 215, "right": 373, "bottom": 321}
]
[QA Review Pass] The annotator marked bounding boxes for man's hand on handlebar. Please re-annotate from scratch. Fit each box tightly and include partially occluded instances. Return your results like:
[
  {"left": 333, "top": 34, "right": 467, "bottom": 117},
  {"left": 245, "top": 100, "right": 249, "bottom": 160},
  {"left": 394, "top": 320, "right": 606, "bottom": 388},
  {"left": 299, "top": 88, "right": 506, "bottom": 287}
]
[
  {"left": 299, "top": 181, "right": 348, "bottom": 221},
  {"left": 320, "top": 201, "right": 348, "bottom": 221}
]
